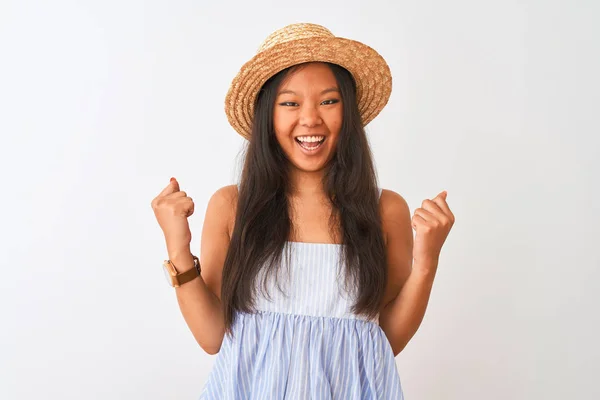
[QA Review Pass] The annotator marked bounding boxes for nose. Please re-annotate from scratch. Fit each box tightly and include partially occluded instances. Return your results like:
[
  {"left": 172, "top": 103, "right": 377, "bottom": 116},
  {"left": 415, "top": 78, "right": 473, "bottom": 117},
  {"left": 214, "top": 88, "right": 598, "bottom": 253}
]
[{"left": 299, "top": 104, "right": 322, "bottom": 128}]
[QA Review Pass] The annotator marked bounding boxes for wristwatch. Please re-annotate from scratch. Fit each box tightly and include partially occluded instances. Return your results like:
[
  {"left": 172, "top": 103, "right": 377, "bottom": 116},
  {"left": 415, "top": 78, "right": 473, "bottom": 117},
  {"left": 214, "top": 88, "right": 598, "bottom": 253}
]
[{"left": 162, "top": 255, "right": 201, "bottom": 287}]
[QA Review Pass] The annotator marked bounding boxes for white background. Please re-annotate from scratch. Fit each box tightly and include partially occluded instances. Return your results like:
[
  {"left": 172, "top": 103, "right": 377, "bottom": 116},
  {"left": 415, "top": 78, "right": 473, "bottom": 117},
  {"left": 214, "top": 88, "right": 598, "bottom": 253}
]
[{"left": 1, "top": 0, "right": 598, "bottom": 399}]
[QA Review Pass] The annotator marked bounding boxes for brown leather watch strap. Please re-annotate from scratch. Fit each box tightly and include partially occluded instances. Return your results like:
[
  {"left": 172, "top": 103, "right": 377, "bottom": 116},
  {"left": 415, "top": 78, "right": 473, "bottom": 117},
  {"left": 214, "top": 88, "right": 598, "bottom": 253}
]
[{"left": 174, "top": 256, "right": 201, "bottom": 287}]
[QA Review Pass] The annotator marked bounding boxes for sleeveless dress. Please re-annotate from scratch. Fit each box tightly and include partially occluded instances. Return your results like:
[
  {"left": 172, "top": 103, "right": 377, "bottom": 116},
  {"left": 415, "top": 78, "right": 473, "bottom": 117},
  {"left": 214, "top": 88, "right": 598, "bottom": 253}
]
[{"left": 200, "top": 188, "right": 404, "bottom": 399}]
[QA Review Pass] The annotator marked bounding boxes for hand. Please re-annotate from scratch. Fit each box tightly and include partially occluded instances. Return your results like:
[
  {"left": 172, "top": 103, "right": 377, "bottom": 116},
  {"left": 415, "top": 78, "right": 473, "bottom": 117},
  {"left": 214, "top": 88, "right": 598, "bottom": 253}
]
[
  {"left": 151, "top": 178, "right": 195, "bottom": 256},
  {"left": 411, "top": 191, "right": 455, "bottom": 269}
]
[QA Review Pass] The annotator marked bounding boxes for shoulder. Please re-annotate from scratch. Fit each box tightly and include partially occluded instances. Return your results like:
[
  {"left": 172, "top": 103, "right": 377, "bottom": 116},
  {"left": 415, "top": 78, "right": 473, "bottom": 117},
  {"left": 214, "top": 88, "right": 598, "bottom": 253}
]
[
  {"left": 379, "top": 189, "right": 410, "bottom": 222},
  {"left": 206, "top": 184, "right": 239, "bottom": 238},
  {"left": 199, "top": 185, "right": 239, "bottom": 302},
  {"left": 210, "top": 184, "right": 238, "bottom": 204},
  {"left": 378, "top": 188, "right": 412, "bottom": 244}
]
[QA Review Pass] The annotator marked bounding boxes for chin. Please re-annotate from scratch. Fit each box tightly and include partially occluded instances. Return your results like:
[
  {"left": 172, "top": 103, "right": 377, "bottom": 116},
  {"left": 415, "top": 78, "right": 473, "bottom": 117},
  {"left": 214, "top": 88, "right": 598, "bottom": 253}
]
[{"left": 289, "top": 156, "right": 332, "bottom": 173}]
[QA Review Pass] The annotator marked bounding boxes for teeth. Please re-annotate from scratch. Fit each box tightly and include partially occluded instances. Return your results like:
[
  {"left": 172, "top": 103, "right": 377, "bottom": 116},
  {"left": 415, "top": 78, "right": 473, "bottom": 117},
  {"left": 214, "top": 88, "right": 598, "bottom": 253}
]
[{"left": 297, "top": 136, "right": 325, "bottom": 143}]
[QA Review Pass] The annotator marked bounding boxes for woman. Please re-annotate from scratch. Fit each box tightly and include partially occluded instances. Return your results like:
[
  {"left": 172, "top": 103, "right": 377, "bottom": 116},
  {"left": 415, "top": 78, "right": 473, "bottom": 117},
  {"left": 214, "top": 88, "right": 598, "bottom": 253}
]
[{"left": 152, "top": 23, "right": 454, "bottom": 399}]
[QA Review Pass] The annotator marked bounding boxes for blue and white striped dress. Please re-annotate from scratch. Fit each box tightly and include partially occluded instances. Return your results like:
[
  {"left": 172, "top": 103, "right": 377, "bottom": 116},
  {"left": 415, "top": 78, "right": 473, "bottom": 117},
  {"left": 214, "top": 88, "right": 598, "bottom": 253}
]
[{"left": 200, "top": 190, "right": 404, "bottom": 399}]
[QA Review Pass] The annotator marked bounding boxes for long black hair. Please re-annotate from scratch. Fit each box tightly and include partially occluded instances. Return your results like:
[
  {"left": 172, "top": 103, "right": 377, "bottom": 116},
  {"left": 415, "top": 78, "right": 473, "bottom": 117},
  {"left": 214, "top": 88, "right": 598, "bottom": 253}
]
[{"left": 221, "top": 62, "right": 387, "bottom": 336}]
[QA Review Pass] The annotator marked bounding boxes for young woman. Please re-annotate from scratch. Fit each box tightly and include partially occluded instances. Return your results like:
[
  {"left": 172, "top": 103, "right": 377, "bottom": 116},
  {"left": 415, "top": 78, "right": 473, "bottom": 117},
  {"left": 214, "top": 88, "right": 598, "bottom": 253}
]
[{"left": 152, "top": 23, "right": 454, "bottom": 399}]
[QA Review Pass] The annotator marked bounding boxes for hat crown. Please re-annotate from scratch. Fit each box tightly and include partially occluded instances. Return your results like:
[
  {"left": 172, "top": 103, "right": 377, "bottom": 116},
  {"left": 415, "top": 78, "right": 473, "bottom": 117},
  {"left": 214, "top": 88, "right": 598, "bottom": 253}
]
[
  {"left": 257, "top": 23, "right": 334, "bottom": 53},
  {"left": 226, "top": 22, "right": 392, "bottom": 139}
]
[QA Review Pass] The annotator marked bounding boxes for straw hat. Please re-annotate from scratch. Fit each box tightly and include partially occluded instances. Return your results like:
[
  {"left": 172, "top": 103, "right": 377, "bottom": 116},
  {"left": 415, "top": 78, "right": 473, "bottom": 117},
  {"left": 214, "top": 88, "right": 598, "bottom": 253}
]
[{"left": 224, "top": 23, "right": 392, "bottom": 140}]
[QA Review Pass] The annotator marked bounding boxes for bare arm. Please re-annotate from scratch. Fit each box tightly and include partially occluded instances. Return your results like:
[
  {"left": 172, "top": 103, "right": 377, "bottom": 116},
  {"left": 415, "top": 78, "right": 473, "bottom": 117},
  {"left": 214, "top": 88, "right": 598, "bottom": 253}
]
[
  {"left": 378, "top": 190, "right": 437, "bottom": 356},
  {"left": 171, "top": 185, "right": 237, "bottom": 355},
  {"left": 380, "top": 263, "right": 437, "bottom": 356}
]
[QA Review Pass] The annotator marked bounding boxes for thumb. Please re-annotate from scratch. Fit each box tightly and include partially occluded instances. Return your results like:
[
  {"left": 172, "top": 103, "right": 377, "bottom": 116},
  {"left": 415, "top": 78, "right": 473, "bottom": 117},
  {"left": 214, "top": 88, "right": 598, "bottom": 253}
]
[
  {"left": 170, "top": 177, "right": 180, "bottom": 192},
  {"left": 158, "top": 177, "right": 180, "bottom": 197}
]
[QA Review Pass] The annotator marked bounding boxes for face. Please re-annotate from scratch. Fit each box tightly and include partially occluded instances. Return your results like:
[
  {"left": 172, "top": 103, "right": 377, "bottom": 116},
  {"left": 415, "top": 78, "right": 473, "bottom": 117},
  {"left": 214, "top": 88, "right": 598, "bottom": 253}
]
[{"left": 273, "top": 62, "right": 343, "bottom": 173}]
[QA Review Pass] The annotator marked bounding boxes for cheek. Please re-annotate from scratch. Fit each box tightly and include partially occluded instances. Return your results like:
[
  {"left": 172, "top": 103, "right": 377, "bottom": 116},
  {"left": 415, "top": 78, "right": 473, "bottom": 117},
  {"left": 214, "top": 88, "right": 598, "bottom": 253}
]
[
  {"left": 333, "top": 117, "right": 342, "bottom": 133},
  {"left": 273, "top": 113, "right": 293, "bottom": 149},
  {"left": 328, "top": 110, "right": 343, "bottom": 135},
  {"left": 273, "top": 109, "right": 295, "bottom": 133}
]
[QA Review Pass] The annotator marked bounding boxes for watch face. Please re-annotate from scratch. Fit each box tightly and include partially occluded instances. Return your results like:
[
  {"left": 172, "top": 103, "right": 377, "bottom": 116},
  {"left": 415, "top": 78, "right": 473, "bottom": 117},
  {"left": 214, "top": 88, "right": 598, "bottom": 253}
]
[{"left": 162, "top": 262, "right": 175, "bottom": 286}]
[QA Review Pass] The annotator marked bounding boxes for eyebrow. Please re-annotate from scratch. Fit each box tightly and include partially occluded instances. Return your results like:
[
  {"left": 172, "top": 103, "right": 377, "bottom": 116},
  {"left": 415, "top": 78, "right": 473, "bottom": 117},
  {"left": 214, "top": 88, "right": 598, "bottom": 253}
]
[{"left": 277, "top": 87, "right": 340, "bottom": 96}]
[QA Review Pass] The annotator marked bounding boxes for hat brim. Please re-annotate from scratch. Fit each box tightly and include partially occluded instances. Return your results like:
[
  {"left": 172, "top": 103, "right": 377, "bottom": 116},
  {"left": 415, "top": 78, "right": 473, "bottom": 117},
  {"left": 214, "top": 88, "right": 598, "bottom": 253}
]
[{"left": 225, "top": 36, "right": 392, "bottom": 140}]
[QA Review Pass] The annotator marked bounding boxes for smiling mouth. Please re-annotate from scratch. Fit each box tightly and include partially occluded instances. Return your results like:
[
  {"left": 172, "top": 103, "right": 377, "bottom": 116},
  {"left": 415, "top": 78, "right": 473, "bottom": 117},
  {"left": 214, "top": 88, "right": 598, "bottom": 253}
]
[{"left": 295, "top": 136, "right": 326, "bottom": 151}]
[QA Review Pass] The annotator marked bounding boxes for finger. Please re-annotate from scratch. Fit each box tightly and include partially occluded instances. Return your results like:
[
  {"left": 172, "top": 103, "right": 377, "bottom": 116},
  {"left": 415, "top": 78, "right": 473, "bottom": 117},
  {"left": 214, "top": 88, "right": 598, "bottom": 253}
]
[
  {"left": 158, "top": 178, "right": 180, "bottom": 197},
  {"left": 184, "top": 197, "right": 194, "bottom": 217},
  {"left": 186, "top": 201, "right": 195, "bottom": 217},
  {"left": 432, "top": 191, "right": 455, "bottom": 223},
  {"left": 171, "top": 178, "right": 180, "bottom": 192},
  {"left": 422, "top": 199, "right": 450, "bottom": 224},
  {"left": 422, "top": 199, "right": 444, "bottom": 215},
  {"left": 166, "top": 190, "right": 188, "bottom": 199},
  {"left": 431, "top": 191, "right": 447, "bottom": 202},
  {"left": 170, "top": 195, "right": 192, "bottom": 205},
  {"left": 171, "top": 196, "right": 194, "bottom": 217},
  {"left": 414, "top": 208, "right": 435, "bottom": 222},
  {"left": 411, "top": 214, "right": 429, "bottom": 230},
  {"left": 431, "top": 195, "right": 454, "bottom": 221}
]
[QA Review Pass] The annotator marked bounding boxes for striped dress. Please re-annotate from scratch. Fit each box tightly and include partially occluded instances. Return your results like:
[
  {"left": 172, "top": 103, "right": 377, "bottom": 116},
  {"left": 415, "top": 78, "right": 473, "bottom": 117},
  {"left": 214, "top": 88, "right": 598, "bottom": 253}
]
[{"left": 200, "top": 189, "right": 404, "bottom": 399}]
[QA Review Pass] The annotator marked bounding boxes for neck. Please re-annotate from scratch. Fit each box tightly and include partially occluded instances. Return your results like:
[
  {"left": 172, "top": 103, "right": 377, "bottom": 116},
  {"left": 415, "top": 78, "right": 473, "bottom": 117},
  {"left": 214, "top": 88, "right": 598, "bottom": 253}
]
[{"left": 288, "top": 168, "right": 326, "bottom": 197}]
